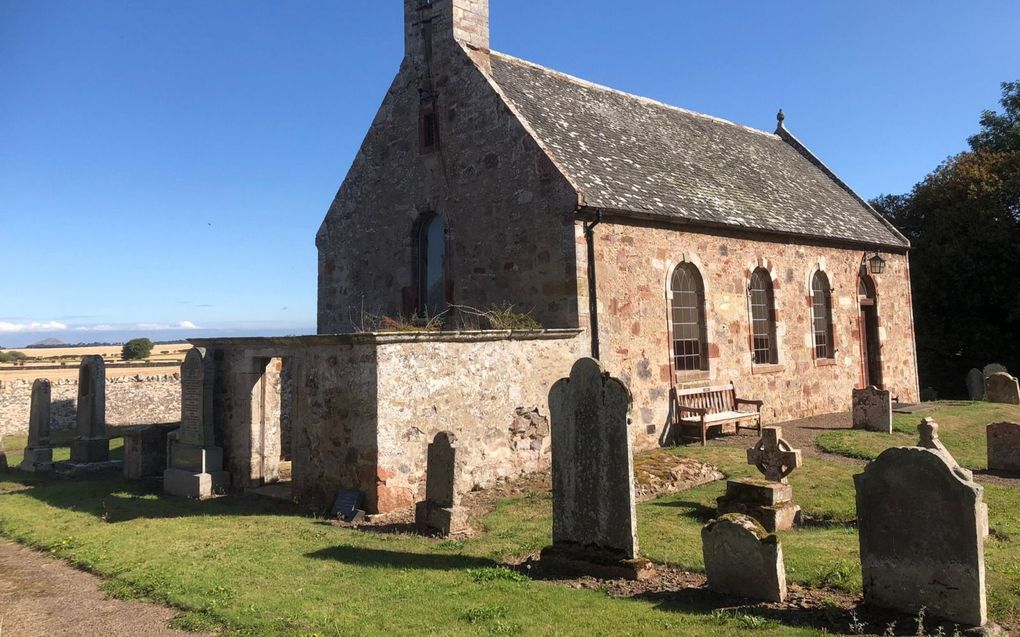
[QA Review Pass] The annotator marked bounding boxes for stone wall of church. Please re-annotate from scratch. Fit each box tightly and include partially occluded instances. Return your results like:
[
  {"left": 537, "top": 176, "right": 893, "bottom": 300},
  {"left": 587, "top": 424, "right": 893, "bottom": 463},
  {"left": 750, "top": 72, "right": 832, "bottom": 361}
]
[
  {"left": 316, "top": 37, "right": 580, "bottom": 334},
  {"left": 579, "top": 219, "right": 919, "bottom": 450},
  {"left": 371, "top": 329, "right": 584, "bottom": 512}
]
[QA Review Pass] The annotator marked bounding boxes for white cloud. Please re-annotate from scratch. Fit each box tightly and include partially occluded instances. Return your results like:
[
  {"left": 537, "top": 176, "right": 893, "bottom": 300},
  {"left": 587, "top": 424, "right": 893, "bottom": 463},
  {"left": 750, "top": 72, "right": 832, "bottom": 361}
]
[
  {"left": 74, "top": 325, "right": 114, "bottom": 332},
  {"left": 176, "top": 321, "right": 199, "bottom": 329},
  {"left": 135, "top": 321, "right": 201, "bottom": 331},
  {"left": 0, "top": 321, "right": 68, "bottom": 333}
]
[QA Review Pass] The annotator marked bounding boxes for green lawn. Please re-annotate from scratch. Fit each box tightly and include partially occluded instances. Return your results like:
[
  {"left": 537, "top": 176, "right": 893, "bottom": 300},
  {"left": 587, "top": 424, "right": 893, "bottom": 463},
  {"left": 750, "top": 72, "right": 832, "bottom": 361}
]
[
  {"left": 0, "top": 405, "right": 1018, "bottom": 635},
  {"left": 815, "top": 402, "right": 1020, "bottom": 469}
]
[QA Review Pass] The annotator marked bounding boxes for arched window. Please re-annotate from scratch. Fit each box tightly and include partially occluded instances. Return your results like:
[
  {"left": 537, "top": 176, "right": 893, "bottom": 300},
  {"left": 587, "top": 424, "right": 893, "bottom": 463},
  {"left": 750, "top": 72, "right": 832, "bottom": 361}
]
[
  {"left": 418, "top": 215, "right": 446, "bottom": 317},
  {"left": 670, "top": 263, "right": 708, "bottom": 372},
  {"left": 811, "top": 271, "right": 835, "bottom": 359},
  {"left": 749, "top": 268, "right": 778, "bottom": 364}
]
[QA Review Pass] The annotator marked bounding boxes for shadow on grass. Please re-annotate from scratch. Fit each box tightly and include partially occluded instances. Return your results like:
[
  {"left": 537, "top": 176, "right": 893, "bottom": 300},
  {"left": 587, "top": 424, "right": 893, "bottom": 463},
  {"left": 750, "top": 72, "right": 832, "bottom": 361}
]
[
  {"left": 0, "top": 472, "right": 309, "bottom": 523},
  {"left": 646, "top": 499, "right": 716, "bottom": 523},
  {"left": 305, "top": 545, "right": 495, "bottom": 571}
]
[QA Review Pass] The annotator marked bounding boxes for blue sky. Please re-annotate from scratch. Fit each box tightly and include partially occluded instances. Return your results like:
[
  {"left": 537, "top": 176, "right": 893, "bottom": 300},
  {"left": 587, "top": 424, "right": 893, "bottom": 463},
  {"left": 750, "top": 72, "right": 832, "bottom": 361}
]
[{"left": 1, "top": 1, "right": 1017, "bottom": 346}]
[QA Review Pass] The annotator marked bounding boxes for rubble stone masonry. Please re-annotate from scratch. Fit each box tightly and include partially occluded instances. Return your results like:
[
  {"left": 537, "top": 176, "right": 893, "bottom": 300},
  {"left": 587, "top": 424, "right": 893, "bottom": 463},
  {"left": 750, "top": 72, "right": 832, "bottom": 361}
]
[{"left": 0, "top": 375, "right": 181, "bottom": 437}]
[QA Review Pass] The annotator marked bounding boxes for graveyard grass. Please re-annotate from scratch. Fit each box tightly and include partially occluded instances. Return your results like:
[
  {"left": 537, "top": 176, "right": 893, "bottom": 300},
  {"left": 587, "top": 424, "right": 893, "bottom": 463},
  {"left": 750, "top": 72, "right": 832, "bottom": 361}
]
[{"left": 0, "top": 403, "right": 1016, "bottom": 635}]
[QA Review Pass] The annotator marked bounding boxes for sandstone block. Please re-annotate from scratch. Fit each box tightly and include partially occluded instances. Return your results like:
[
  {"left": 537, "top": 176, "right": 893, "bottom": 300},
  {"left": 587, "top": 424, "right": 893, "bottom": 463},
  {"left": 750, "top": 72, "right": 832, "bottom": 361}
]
[{"left": 702, "top": 514, "right": 787, "bottom": 603}]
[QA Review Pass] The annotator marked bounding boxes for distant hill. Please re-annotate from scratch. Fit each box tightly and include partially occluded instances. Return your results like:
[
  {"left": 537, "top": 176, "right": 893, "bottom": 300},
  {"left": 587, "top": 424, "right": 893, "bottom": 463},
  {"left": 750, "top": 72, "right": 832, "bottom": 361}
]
[{"left": 26, "top": 338, "right": 67, "bottom": 348}]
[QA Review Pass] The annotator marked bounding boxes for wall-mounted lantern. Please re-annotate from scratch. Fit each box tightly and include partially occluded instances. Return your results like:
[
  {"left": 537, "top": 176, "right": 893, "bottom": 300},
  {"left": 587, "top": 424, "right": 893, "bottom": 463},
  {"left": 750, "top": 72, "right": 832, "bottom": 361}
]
[{"left": 867, "top": 252, "right": 886, "bottom": 275}]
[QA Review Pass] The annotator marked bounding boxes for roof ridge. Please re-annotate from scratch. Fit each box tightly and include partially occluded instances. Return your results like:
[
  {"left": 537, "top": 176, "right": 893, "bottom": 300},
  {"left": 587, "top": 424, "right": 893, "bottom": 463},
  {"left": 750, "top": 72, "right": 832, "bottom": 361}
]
[{"left": 489, "top": 50, "right": 779, "bottom": 140}]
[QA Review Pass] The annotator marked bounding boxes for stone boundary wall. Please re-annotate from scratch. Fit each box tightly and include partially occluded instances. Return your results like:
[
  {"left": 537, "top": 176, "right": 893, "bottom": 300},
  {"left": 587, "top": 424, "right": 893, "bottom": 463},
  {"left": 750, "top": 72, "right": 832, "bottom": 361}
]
[{"left": 0, "top": 375, "right": 182, "bottom": 437}]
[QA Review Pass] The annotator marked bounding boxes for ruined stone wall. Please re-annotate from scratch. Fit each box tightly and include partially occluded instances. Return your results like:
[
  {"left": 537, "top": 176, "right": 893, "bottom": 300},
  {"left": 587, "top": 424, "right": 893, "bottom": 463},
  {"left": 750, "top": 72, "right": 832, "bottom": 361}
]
[
  {"left": 0, "top": 374, "right": 182, "bottom": 437},
  {"left": 371, "top": 330, "right": 584, "bottom": 512},
  {"left": 316, "top": 36, "right": 580, "bottom": 333},
  {"left": 580, "top": 220, "right": 919, "bottom": 449}
]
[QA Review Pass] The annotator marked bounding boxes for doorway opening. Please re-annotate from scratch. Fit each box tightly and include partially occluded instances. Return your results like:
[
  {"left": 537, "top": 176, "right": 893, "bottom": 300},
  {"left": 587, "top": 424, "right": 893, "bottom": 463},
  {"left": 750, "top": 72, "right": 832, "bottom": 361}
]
[
  {"left": 858, "top": 276, "right": 883, "bottom": 388},
  {"left": 250, "top": 356, "right": 295, "bottom": 501}
]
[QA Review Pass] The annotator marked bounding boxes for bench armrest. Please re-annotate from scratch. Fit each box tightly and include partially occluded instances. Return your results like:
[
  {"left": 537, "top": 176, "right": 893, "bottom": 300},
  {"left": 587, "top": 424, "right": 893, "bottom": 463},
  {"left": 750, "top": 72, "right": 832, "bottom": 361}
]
[
  {"left": 735, "top": 398, "right": 764, "bottom": 409},
  {"left": 676, "top": 405, "right": 707, "bottom": 417}
]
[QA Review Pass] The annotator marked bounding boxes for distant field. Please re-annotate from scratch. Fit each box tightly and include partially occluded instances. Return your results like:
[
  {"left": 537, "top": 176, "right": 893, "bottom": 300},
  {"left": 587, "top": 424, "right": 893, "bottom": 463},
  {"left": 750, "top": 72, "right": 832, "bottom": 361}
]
[{"left": 0, "top": 343, "right": 190, "bottom": 382}]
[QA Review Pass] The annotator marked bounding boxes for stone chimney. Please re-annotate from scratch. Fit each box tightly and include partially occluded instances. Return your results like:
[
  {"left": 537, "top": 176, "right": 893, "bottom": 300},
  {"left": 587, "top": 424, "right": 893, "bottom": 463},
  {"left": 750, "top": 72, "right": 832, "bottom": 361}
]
[{"left": 404, "top": 0, "right": 490, "bottom": 59}]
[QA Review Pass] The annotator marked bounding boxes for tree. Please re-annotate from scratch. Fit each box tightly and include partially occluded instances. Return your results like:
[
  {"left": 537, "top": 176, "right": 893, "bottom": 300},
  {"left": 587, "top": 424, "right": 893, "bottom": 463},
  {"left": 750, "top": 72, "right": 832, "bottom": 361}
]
[
  {"left": 873, "top": 81, "right": 1020, "bottom": 396},
  {"left": 121, "top": 338, "right": 154, "bottom": 361}
]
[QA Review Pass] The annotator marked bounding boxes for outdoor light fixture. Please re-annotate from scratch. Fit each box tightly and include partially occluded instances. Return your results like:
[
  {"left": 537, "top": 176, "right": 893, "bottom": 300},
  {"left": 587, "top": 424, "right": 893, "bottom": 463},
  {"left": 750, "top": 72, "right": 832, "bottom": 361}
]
[
  {"left": 860, "top": 251, "right": 886, "bottom": 276},
  {"left": 868, "top": 252, "right": 886, "bottom": 275}
]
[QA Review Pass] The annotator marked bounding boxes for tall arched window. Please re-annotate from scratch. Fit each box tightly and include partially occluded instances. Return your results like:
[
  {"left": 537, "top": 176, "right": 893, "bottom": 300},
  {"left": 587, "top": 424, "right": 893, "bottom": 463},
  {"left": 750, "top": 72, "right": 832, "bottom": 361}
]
[
  {"left": 811, "top": 271, "right": 835, "bottom": 359},
  {"left": 670, "top": 263, "right": 708, "bottom": 372},
  {"left": 418, "top": 215, "right": 446, "bottom": 317},
  {"left": 749, "top": 268, "right": 778, "bottom": 364}
]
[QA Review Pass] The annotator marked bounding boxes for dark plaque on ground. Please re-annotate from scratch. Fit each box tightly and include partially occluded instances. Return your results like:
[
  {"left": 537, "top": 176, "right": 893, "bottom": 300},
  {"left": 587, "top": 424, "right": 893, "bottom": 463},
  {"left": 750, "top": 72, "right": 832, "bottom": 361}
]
[{"left": 330, "top": 489, "right": 365, "bottom": 522}]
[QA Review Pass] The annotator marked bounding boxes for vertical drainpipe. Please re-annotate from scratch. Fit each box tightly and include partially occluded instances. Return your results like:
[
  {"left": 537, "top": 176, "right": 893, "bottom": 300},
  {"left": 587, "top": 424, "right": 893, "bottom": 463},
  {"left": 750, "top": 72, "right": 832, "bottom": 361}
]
[{"left": 583, "top": 210, "right": 603, "bottom": 360}]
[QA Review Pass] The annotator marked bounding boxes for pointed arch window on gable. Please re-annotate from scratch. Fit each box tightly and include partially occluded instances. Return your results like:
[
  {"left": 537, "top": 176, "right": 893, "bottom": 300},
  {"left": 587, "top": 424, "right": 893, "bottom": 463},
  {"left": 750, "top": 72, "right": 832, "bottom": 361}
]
[
  {"left": 811, "top": 271, "right": 835, "bottom": 359},
  {"left": 418, "top": 214, "right": 447, "bottom": 317},
  {"left": 749, "top": 268, "right": 778, "bottom": 365},
  {"left": 669, "top": 263, "right": 709, "bottom": 373}
]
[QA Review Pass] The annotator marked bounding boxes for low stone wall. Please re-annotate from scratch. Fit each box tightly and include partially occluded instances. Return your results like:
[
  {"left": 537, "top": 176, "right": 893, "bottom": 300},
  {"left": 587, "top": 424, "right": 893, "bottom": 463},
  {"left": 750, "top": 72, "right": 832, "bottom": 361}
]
[{"left": 0, "top": 375, "right": 182, "bottom": 437}]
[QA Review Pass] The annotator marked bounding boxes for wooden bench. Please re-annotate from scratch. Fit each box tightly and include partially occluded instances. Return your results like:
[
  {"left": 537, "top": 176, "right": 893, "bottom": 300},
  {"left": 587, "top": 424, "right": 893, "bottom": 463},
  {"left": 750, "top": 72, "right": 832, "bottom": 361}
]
[{"left": 672, "top": 383, "right": 763, "bottom": 446}]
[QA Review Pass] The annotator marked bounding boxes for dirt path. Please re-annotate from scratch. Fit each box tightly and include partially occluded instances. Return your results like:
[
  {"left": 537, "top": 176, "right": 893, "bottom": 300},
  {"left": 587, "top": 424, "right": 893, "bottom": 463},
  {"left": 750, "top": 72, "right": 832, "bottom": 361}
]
[{"left": 0, "top": 542, "right": 217, "bottom": 637}]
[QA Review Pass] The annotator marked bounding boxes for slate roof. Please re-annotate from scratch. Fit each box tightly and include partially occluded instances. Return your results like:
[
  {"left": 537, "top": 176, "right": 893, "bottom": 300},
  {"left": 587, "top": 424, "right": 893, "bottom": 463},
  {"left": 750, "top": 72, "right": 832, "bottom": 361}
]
[{"left": 487, "top": 52, "right": 908, "bottom": 249}]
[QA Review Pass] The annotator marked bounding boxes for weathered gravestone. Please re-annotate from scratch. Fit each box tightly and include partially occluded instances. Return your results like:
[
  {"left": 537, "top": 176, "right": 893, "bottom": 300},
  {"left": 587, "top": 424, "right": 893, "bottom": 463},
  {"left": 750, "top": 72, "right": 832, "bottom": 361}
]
[
  {"left": 123, "top": 424, "right": 179, "bottom": 480},
  {"left": 540, "top": 358, "right": 651, "bottom": 579},
  {"left": 855, "top": 418, "right": 992, "bottom": 629},
  {"left": 987, "top": 422, "right": 1020, "bottom": 474},
  {"left": 852, "top": 386, "right": 892, "bottom": 433},
  {"left": 985, "top": 372, "right": 1020, "bottom": 405},
  {"left": 983, "top": 363, "right": 1009, "bottom": 381},
  {"left": 702, "top": 513, "right": 787, "bottom": 603},
  {"left": 966, "top": 368, "right": 985, "bottom": 401},
  {"left": 717, "top": 427, "right": 802, "bottom": 531},
  {"left": 0, "top": 437, "right": 7, "bottom": 471},
  {"left": 69, "top": 356, "right": 110, "bottom": 464},
  {"left": 415, "top": 432, "right": 470, "bottom": 536},
  {"left": 163, "top": 348, "right": 229, "bottom": 498},
  {"left": 21, "top": 379, "right": 54, "bottom": 472}
]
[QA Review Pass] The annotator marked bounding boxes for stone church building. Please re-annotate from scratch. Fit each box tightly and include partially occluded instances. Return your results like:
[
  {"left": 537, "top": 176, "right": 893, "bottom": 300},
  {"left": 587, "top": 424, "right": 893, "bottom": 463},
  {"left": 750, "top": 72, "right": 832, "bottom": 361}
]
[{"left": 195, "top": 0, "right": 918, "bottom": 513}]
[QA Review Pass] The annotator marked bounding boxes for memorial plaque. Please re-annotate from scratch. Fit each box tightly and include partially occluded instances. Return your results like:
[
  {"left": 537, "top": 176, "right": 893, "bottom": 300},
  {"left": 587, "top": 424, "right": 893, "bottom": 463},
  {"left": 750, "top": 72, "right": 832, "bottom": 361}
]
[{"left": 331, "top": 489, "right": 365, "bottom": 521}]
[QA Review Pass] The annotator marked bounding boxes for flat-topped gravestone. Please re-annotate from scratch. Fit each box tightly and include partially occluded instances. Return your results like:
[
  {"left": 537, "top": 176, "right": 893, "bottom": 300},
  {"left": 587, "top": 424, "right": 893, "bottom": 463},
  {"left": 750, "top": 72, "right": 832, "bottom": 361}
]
[
  {"left": 415, "top": 432, "right": 469, "bottom": 536},
  {"left": 718, "top": 427, "right": 802, "bottom": 531},
  {"left": 855, "top": 419, "right": 992, "bottom": 629},
  {"left": 703, "top": 514, "right": 787, "bottom": 603},
  {"left": 852, "top": 386, "right": 893, "bottom": 433},
  {"left": 331, "top": 489, "right": 366, "bottom": 522},
  {"left": 21, "top": 379, "right": 54, "bottom": 472},
  {"left": 164, "top": 348, "right": 229, "bottom": 499},
  {"left": 69, "top": 356, "right": 110, "bottom": 464},
  {"left": 966, "top": 368, "right": 985, "bottom": 401},
  {"left": 123, "top": 424, "right": 179, "bottom": 480},
  {"left": 987, "top": 422, "right": 1020, "bottom": 474},
  {"left": 985, "top": 372, "right": 1020, "bottom": 405},
  {"left": 540, "top": 358, "right": 651, "bottom": 580}
]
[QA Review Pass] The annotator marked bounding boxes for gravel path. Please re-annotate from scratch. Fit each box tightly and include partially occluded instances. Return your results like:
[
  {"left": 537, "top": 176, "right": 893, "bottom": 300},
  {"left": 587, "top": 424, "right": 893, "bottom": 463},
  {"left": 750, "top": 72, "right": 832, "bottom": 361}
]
[{"left": 0, "top": 542, "right": 216, "bottom": 637}]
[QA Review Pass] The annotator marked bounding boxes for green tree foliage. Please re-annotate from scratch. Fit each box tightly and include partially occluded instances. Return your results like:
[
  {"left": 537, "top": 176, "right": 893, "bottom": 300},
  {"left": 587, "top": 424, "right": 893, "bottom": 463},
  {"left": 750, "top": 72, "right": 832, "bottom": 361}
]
[
  {"left": 872, "top": 81, "right": 1020, "bottom": 396},
  {"left": 0, "top": 350, "right": 28, "bottom": 364},
  {"left": 121, "top": 338, "right": 154, "bottom": 361}
]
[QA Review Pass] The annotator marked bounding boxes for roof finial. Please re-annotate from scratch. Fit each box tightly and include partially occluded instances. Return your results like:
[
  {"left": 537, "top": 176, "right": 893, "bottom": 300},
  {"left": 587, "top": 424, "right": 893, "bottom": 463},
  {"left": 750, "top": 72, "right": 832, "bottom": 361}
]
[{"left": 775, "top": 108, "right": 786, "bottom": 133}]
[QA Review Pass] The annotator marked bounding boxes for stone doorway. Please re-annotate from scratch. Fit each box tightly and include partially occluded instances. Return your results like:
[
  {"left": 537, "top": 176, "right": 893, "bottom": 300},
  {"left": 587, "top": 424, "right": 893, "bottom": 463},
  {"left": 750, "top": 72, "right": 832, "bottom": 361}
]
[
  {"left": 858, "top": 276, "right": 883, "bottom": 389},
  {"left": 250, "top": 356, "right": 296, "bottom": 501}
]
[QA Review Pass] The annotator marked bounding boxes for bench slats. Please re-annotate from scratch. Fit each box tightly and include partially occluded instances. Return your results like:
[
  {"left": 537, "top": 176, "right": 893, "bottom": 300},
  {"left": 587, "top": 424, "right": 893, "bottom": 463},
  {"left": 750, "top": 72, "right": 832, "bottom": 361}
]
[{"left": 672, "top": 383, "right": 762, "bottom": 446}]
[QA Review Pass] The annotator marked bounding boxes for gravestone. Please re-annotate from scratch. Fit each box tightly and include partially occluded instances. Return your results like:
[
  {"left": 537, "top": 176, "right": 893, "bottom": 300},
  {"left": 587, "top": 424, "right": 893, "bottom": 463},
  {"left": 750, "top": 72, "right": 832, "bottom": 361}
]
[
  {"left": 540, "top": 358, "right": 651, "bottom": 579},
  {"left": 69, "top": 356, "right": 110, "bottom": 464},
  {"left": 717, "top": 427, "right": 802, "bottom": 531},
  {"left": 123, "top": 424, "right": 179, "bottom": 480},
  {"left": 987, "top": 422, "right": 1020, "bottom": 474},
  {"left": 852, "top": 386, "right": 893, "bottom": 433},
  {"left": 163, "top": 348, "right": 229, "bottom": 498},
  {"left": 855, "top": 418, "right": 991, "bottom": 629},
  {"left": 702, "top": 514, "right": 787, "bottom": 603},
  {"left": 331, "top": 490, "right": 366, "bottom": 522},
  {"left": 0, "top": 437, "right": 7, "bottom": 471},
  {"left": 415, "top": 432, "right": 470, "bottom": 536},
  {"left": 21, "top": 379, "right": 54, "bottom": 472},
  {"left": 985, "top": 372, "right": 1020, "bottom": 405},
  {"left": 966, "top": 368, "right": 985, "bottom": 401},
  {"left": 983, "top": 363, "right": 1009, "bottom": 381}
]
